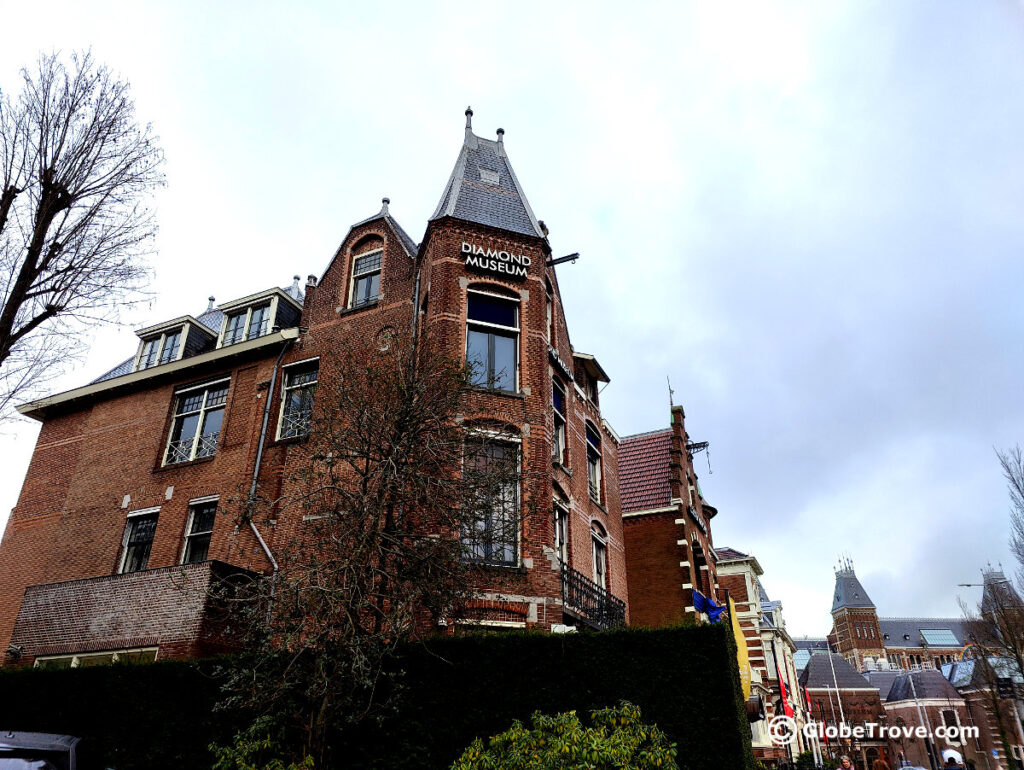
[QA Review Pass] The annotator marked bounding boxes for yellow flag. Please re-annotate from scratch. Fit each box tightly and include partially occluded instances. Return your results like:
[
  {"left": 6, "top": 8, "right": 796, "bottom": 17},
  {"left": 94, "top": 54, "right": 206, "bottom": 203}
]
[{"left": 730, "top": 596, "right": 752, "bottom": 699}]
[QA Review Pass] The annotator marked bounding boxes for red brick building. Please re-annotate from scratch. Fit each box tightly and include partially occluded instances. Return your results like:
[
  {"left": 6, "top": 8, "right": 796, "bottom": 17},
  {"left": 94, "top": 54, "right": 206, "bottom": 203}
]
[
  {"left": 0, "top": 110, "right": 628, "bottom": 666},
  {"left": 618, "top": 404, "right": 720, "bottom": 627}
]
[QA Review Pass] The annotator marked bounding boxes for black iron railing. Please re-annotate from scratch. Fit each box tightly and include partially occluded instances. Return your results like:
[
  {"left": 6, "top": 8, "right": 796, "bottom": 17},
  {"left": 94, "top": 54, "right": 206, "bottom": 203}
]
[{"left": 561, "top": 562, "right": 626, "bottom": 630}]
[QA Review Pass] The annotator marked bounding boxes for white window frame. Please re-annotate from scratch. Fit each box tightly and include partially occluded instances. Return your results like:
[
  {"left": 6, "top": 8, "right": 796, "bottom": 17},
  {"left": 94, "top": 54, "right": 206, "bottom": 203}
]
[
  {"left": 219, "top": 297, "right": 278, "bottom": 348},
  {"left": 466, "top": 288, "right": 520, "bottom": 393},
  {"left": 552, "top": 378, "right": 567, "bottom": 464},
  {"left": 134, "top": 325, "right": 187, "bottom": 371},
  {"left": 592, "top": 523, "right": 608, "bottom": 589},
  {"left": 180, "top": 496, "right": 219, "bottom": 565},
  {"left": 349, "top": 248, "right": 383, "bottom": 308},
  {"left": 118, "top": 507, "right": 161, "bottom": 574},
  {"left": 554, "top": 502, "right": 569, "bottom": 563},
  {"left": 163, "top": 378, "right": 231, "bottom": 465},
  {"left": 35, "top": 647, "right": 159, "bottom": 669},
  {"left": 276, "top": 357, "right": 319, "bottom": 440},
  {"left": 460, "top": 431, "right": 522, "bottom": 567},
  {"left": 586, "top": 422, "right": 603, "bottom": 504}
]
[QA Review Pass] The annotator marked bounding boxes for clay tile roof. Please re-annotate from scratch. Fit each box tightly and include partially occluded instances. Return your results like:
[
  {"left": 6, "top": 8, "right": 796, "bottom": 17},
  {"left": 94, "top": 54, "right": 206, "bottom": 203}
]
[
  {"left": 715, "top": 547, "right": 750, "bottom": 562},
  {"left": 617, "top": 429, "right": 672, "bottom": 513}
]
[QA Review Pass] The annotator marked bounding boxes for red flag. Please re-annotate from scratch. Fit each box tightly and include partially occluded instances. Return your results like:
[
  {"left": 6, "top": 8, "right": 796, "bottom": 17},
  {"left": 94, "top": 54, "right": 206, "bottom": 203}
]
[{"left": 776, "top": 659, "right": 795, "bottom": 718}]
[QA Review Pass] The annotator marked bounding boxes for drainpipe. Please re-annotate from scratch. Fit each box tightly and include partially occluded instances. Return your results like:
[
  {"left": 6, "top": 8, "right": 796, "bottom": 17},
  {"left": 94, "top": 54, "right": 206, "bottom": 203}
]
[{"left": 248, "top": 337, "right": 294, "bottom": 618}]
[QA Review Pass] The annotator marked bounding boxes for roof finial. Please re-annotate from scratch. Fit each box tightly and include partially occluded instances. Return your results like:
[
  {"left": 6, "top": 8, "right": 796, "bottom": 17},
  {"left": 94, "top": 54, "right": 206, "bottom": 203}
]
[
  {"left": 465, "top": 106, "right": 473, "bottom": 130},
  {"left": 381, "top": 197, "right": 390, "bottom": 215},
  {"left": 206, "top": 296, "right": 215, "bottom": 312},
  {"left": 496, "top": 127, "right": 504, "bottom": 143}
]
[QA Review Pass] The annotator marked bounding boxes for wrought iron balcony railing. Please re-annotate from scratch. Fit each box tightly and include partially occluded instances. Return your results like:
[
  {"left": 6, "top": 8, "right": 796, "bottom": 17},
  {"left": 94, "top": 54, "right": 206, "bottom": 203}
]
[
  {"left": 561, "top": 561, "right": 626, "bottom": 631},
  {"left": 165, "top": 432, "right": 220, "bottom": 464}
]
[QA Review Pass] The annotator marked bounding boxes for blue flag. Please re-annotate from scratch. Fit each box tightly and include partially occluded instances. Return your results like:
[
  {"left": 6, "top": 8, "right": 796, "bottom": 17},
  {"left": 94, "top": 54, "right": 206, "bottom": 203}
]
[{"left": 693, "top": 590, "right": 727, "bottom": 622}]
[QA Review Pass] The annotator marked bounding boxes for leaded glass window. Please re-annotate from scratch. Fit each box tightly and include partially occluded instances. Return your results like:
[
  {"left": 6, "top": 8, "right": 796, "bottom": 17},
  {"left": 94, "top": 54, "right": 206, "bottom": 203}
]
[
  {"left": 120, "top": 511, "right": 158, "bottom": 573},
  {"left": 182, "top": 500, "right": 217, "bottom": 564},
  {"left": 279, "top": 360, "right": 318, "bottom": 439},
  {"left": 164, "top": 381, "right": 229, "bottom": 464},
  {"left": 351, "top": 251, "right": 382, "bottom": 307}
]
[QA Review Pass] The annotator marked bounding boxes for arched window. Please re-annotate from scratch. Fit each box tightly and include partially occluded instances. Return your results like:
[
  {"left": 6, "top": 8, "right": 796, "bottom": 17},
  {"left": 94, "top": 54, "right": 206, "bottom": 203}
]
[
  {"left": 591, "top": 522, "right": 607, "bottom": 589},
  {"left": 586, "top": 422, "right": 602, "bottom": 503},
  {"left": 461, "top": 435, "right": 520, "bottom": 566},
  {"left": 466, "top": 287, "right": 519, "bottom": 392},
  {"left": 349, "top": 238, "right": 383, "bottom": 308},
  {"left": 554, "top": 501, "right": 569, "bottom": 563}
]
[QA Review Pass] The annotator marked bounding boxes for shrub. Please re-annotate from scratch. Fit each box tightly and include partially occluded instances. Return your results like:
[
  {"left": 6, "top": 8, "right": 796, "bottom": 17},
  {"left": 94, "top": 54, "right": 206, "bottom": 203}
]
[{"left": 451, "top": 701, "right": 678, "bottom": 769}]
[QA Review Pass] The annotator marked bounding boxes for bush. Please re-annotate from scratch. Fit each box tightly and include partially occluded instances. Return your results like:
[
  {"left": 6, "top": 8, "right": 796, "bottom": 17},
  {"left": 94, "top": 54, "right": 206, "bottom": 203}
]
[{"left": 451, "top": 702, "right": 678, "bottom": 769}]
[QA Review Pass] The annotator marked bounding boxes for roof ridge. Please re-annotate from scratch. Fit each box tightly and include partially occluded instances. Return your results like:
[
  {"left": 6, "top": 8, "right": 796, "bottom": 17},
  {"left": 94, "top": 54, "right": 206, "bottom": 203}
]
[
  {"left": 879, "top": 617, "right": 964, "bottom": 623},
  {"left": 620, "top": 428, "right": 673, "bottom": 441}
]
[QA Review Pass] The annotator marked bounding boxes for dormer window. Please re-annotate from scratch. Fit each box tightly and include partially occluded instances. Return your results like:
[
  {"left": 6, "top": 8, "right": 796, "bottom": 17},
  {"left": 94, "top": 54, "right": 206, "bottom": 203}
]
[
  {"left": 134, "top": 325, "right": 186, "bottom": 371},
  {"left": 350, "top": 250, "right": 382, "bottom": 308},
  {"left": 222, "top": 303, "right": 270, "bottom": 346},
  {"left": 217, "top": 288, "right": 301, "bottom": 349}
]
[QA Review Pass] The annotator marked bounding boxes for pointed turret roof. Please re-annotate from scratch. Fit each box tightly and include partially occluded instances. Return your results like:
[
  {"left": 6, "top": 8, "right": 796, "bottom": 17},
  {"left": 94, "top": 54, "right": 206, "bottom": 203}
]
[
  {"left": 430, "top": 107, "right": 545, "bottom": 239},
  {"left": 831, "top": 560, "right": 875, "bottom": 613}
]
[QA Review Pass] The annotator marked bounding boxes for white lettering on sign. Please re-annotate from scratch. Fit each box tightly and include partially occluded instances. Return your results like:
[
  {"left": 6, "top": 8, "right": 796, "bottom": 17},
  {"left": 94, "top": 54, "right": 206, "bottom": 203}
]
[{"left": 461, "top": 242, "right": 531, "bottom": 279}]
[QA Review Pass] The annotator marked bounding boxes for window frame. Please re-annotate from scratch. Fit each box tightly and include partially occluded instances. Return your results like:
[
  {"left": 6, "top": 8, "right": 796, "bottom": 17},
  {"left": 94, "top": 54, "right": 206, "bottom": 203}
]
[
  {"left": 586, "top": 422, "right": 603, "bottom": 504},
  {"left": 219, "top": 299, "right": 275, "bottom": 347},
  {"left": 181, "top": 496, "right": 218, "bottom": 565},
  {"left": 465, "top": 288, "right": 520, "bottom": 393},
  {"left": 554, "top": 502, "right": 569, "bottom": 563},
  {"left": 163, "top": 378, "right": 230, "bottom": 465},
  {"left": 460, "top": 433, "right": 522, "bottom": 567},
  {"left": 591, "top": 522, "right": 608, "bottom": 589},
  {"left": 134, "top": 326, "right": 186, "bottom": 371},
  {"left": 118, "top": 507, "right": 160, "bottom": 574},
  {"left": 552, "top": 378, "right": 567, "bottom": 465},
  {"left": 349, "top": 248, "right": 383, "bottom": 308},
  {"left": 277, "top": 357, "right": 320, "bottom": 440}
]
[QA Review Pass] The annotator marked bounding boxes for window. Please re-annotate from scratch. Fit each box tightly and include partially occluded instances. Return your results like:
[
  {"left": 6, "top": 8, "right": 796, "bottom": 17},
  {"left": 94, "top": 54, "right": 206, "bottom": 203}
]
[
  {"left": 164, "top": 380, "right": 229, "bottom": 464},
  {"left": 279, "top": 360, "right": 319, "bottom": 439},
  {"left": 222, "top": 303, "right": 271, "bottom": 346},
  {"left": 552, "top": 378, "right": 567, "bottom": 464},
  {"left": 545, "top": 280, "right": 555, "bottom": 341},
  {"left": 137, "top": 329, "right": 182, "bottom": 370},
  {"left": 466, "top": 290, "right": 518, "bottom": 392},
  {"left": 36, "top": 648, "right": 158, "bottom": 669},
  {"left": 592, "top": 523, "right": 608, "bottom": 589},
  {"left": 554, "top": 504, "right": 569, "bottom": 562},
  {"left": 586, "top": 423, "right": 602, "bottom": 503},
  {"left": 119, "top": 509, "right": 159, "bottom": 573},
  {"left": 462, "top": 439, "right": 519, "bottom": 566},
  {"left": 350, "top": 250, "right": 382, "bottom": 307},
  {"left": 182, "top": 500, "right": 217, "bottom": 564}
]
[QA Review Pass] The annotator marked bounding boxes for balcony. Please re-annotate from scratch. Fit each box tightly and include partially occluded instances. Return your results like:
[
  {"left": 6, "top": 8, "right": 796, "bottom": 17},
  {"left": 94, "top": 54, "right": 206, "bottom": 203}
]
[
  {"left": 8, "top": 561, "right": 250, "bottom": 663},
  {"left": 560, "top": 562, "right": 626, "bottom": 631}
]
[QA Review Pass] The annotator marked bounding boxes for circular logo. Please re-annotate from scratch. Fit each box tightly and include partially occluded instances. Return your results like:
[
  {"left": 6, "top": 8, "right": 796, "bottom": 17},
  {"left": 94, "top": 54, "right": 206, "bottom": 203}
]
[{"left": 769, "top": 715, "right": 797, "bottom": 747}]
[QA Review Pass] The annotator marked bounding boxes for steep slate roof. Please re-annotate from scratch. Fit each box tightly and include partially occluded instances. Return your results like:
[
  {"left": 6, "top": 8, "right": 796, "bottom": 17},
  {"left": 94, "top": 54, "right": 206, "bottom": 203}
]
[
  {"left": 878, "top": 618, "right": 968, "bottom": 649},
  {"left": 886, "top": 669, "right": 962, "bottom": 702},
  {"left": 832, "top": 567, "right": 875, "bottom": 612},
  {"left": 617, "top": 429, "right": 672, "bottom": 513},
  {"left": 430, "top": 108, "right": 545, "bottom": 239},
  {"left": 800, "top": 653, "right": 873, "bottom": 690}
]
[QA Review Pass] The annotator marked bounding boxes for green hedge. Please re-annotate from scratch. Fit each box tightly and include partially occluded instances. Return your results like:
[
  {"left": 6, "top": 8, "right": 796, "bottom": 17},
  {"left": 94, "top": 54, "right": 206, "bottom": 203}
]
[{"left": 0, "top": 624, "right": 754, "bottom": 770}]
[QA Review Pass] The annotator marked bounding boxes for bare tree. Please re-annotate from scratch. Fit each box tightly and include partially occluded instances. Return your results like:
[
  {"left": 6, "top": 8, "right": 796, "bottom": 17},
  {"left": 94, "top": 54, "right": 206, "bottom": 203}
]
[
  {"left": 0, "top": 51, "right": 164, "bottom": 416},
  {"left": 1000, "top": 445, "right": 1024, "bottom": 572},
  {"left": 214, "top": 325, "right": 531, "bottom": 767}
]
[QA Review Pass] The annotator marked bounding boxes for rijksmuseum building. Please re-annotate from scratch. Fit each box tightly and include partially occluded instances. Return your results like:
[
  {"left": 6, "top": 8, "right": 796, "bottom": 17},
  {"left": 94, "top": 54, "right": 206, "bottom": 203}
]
[{"left": 0, "top": 110, "right": 727, "bottom": 667}]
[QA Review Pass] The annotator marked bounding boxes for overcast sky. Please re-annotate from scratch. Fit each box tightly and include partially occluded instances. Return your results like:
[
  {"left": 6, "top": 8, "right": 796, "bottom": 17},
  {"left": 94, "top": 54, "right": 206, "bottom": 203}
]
[{"left": 1, "top": 1, "right": 1022, "bottom": 637}]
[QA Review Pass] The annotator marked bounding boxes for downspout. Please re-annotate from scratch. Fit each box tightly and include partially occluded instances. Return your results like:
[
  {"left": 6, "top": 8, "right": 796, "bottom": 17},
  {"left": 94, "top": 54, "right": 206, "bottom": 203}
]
[{"left": 249, "top": 337, "right": 294, "bottom": 617}]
